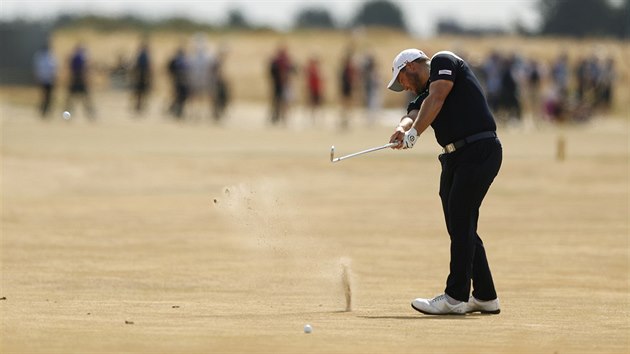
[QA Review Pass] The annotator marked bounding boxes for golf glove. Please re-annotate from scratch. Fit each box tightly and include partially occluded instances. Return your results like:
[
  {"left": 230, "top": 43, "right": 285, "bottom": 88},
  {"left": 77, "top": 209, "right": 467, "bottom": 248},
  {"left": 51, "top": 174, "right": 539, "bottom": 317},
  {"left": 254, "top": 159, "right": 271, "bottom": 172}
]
[{"left": 403, "top": 127, "right": 418, "bottom": 149}]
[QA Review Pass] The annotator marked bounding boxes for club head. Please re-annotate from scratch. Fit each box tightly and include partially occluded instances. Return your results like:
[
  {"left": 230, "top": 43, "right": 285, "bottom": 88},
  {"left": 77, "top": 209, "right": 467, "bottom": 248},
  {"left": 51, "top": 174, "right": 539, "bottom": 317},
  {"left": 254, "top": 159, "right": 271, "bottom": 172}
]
[{"left": 330, "top": 146, "right": 335, "bottom": 162}]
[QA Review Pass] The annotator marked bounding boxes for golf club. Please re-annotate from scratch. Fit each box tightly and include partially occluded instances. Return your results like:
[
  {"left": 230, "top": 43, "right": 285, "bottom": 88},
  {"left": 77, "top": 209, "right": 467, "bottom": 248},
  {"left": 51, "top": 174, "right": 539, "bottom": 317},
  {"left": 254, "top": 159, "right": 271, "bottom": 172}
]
[{"left": 330, "top": 142, "right": 398, "bottom": 163}]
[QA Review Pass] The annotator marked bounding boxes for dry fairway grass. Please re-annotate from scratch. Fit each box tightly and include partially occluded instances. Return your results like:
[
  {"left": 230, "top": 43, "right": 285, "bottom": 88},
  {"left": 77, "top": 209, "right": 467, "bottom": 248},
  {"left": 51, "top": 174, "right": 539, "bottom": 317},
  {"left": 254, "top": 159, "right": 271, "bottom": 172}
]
[{"left": 1, "top": 91, "right": 628, "bottom": 353}]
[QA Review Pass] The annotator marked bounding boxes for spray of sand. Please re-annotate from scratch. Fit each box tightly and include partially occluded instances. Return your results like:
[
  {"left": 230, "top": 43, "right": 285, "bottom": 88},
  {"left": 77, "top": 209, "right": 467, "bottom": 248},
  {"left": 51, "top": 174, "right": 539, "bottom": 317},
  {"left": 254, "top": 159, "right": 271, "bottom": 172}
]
[
  {"left": 340, "top": 257, "right": 353, "bottom": 312},
  {"left": 212, "top": 179, "right": 354, "bottom": 312}
]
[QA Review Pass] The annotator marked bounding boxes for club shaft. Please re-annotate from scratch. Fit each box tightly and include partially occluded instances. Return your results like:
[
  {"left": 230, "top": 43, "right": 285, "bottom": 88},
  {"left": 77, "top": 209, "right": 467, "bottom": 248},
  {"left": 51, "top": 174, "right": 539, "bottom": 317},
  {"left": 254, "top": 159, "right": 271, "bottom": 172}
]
[{"left": 332, "top": 142, "right": 397, "bottom": 162}]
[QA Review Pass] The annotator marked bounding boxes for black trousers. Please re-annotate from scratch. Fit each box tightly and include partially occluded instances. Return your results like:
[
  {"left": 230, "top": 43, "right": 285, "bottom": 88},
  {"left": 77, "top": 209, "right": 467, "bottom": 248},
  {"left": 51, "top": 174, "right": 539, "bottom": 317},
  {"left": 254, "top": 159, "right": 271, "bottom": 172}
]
[
  {"left": 438, "top": 137, "right": 502, "bottom": 302},
  {"left": 40, "top": 83, "right": 53, "bottom": 117}
]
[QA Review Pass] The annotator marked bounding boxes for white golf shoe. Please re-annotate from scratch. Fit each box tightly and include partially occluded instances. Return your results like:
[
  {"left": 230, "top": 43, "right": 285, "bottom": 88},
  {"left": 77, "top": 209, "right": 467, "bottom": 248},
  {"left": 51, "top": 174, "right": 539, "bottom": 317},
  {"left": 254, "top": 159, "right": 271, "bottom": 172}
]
[
  {"left": 466, "top": 296, "right": 501, "bottom": 314},
  {"left": 411, "top": 294, "right": 467, "bottom": 315}
]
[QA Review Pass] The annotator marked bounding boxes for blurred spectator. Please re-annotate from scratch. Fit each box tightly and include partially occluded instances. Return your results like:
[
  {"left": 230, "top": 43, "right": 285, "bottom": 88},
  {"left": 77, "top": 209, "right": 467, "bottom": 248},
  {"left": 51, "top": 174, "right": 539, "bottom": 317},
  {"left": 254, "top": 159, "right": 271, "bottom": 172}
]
[
  {"left": 576, "top": 54, "right": 615, "bottom": 114},
  {"left": 551, "top": 52, "right": 570, "bottom": 96},
  {"left": 586, "top": 56, "right": 602, "bottom": 102},
  {"left": 131, "top": 39, "right": 152, "bottom": 114},
  {"left": 543, "top": 52, "right": 570, "bottom": 122},
  {"left": 575, "top": 57, "right": 590, "bottom": 102},
  {"left": 598, "top": 56, "right": 615, "bottom": 112},
  {"left": 475, "top": 50, "right": 617, "bottom": 125},
  {"left": 65, "top": 43, "right": 95, "bottom": 119},
  {"left": 305, "top": 55, "right": 323, "bottom": 125},
  {"left": 496, "top": 54, "right": 522, "bottom": 122},
  {"left": 339, "top": 44, "right": 357, "bottom": 131},
  {"left": 524, "top": 58, "right": 542, "bottom": 123},
  {"left": 542, "top": 85, "right": 564, "bottom": 122},
  {"left": 362, "top": 51, "right": 381, "bottom": 126},
  {"left": 211, "top": 46, "right": 230, "bottom": 122},
  {"left": 188, "top": 33, "right": 213, "bottom": 120},
  {"left": 33, "top": 41, "right": 57, "bottom": 118},
  {"left": 269, "top": 44, "right": 295, "bottom": 126},
  {"left": 482, "top": 51, "right": 502, "bottom": 112},
  {"left": 545, "top": 51, "right": 604, "bottom": 123},
  {"left": 575, "top": 56, "right": 602, "bottom": 107},
  {"left": 167, "top": 46, "right": 189, "bottom": 119},
  {"left": 109, "top": 53, "right": 129, "bottom": 90}
]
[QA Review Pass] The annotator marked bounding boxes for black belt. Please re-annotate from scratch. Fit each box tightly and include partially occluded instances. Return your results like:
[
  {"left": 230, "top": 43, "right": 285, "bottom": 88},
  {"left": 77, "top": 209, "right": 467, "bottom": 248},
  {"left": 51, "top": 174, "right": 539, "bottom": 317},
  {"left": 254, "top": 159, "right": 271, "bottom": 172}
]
[{"left": 442, "top": 131, "right": 497, "bottom": 154}]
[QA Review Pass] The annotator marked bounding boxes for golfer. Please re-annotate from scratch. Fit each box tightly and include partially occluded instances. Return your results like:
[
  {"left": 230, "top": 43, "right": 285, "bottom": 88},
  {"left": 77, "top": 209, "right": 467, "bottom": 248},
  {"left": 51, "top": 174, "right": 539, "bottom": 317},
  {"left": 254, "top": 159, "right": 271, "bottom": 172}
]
[{"left": 387, "top": 49, "right": 502, "bottom": 315}]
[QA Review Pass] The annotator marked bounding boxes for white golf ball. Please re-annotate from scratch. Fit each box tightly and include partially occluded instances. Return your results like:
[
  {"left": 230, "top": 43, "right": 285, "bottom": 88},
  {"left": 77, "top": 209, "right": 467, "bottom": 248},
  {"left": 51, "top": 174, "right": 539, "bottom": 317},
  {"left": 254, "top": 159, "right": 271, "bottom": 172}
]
[
  {"left": 304, "top": 324, "right": 312, "bottom": 334},
  {"left": 63, "top": 111, "right": 71, "bottom": 120}
]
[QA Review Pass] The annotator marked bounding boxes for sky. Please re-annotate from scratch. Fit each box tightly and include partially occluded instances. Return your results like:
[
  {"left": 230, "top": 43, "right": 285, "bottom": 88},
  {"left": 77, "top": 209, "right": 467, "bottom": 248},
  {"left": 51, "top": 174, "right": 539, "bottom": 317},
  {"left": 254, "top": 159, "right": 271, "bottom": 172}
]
[{"left": 0, "top": 0, "right": 541, "bottom": 36}]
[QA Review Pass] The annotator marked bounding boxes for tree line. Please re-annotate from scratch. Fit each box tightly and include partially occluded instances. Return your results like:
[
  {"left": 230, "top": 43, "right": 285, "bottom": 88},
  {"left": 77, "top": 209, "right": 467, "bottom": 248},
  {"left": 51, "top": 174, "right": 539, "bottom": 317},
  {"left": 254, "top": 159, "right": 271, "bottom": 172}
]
[{"left": 2, "top": 0, "right": 628, "bottom": 38}]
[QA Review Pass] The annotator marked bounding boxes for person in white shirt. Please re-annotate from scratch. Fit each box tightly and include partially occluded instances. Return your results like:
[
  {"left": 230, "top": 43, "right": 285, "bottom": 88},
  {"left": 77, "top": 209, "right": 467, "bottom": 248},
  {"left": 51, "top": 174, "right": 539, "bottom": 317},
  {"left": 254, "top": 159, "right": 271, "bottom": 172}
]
[{"left": 33, "top": 42, "right": 57, "bottom": 117}]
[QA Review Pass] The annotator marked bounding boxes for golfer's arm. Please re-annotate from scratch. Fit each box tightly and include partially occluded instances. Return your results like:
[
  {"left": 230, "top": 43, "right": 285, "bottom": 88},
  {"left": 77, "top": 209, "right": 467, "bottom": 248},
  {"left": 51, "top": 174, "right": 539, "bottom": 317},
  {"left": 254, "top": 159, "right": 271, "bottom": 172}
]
[
  {"left": 410, "top": 80, "right": 453, "bottom": 134},
  {"left": 398, "top": 111, "right": 418, "bottom": 130}
]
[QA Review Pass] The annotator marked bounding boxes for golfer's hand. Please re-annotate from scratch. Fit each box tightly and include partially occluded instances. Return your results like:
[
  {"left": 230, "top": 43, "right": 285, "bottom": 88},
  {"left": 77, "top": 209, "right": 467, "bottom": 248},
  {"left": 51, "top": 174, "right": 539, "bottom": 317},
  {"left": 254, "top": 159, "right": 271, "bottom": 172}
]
[
  {"left": 389, "top": 126, "right": 406, "bottom": 149},
  {"left": 403, "top": 127, "right": 418, "bottom": 149},
  {"left": 390, "top": 126, "right": 418, "bottom": 149}
]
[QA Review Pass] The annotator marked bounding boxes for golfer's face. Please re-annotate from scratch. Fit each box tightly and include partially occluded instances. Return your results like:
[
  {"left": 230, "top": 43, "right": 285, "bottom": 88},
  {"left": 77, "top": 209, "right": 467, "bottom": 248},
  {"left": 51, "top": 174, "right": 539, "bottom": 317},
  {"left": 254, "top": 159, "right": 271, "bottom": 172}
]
[{"left": 398, "top": 65, "right": 416, "bottom": 93}]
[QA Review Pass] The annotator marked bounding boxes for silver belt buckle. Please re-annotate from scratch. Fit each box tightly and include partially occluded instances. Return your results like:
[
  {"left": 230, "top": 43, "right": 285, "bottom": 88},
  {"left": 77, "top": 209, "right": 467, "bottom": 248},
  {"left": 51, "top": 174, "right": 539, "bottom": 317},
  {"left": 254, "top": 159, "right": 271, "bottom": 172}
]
[{"left": 444, "top": 143, "right": 456, "bottom": 153}]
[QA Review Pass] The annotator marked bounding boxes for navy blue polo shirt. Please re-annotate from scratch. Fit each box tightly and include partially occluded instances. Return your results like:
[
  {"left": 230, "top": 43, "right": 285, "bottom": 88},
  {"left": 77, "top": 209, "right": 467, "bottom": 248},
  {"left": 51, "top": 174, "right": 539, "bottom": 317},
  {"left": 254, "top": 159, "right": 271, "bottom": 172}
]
[{"left": 407, "top": 51, "right": 496, "bottom": 147}]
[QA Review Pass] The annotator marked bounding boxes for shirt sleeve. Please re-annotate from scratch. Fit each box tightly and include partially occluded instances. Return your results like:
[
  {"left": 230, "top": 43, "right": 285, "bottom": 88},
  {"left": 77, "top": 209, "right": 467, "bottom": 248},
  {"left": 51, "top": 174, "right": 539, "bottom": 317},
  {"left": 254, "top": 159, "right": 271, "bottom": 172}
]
[{"left": 429, "top": 54, "right": 458, "bottom": 83}]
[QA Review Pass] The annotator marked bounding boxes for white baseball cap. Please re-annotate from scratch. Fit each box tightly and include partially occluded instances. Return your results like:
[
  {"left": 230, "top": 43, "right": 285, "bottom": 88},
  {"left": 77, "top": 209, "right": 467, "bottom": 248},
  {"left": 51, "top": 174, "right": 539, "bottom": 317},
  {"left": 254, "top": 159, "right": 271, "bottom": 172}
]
[{"left": 387, "top": 48, "right": 430, "bottom": 92}]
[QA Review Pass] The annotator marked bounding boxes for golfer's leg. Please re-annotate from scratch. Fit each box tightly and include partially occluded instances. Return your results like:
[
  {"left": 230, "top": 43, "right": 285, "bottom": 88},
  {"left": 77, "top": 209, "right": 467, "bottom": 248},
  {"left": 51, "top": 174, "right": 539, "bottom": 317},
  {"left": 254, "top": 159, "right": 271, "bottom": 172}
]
[
  {"left": 471, "top": 233, "right": 497, "bottom": 301},
  {"left": 438, "top": 155, "right": 453, "bottom": 236},
  {"left": 470, "top": 142, "right": 502, "bottom": 300},
  {"left": 444, "top": 163, "right": 479, "bottom": 302}
]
